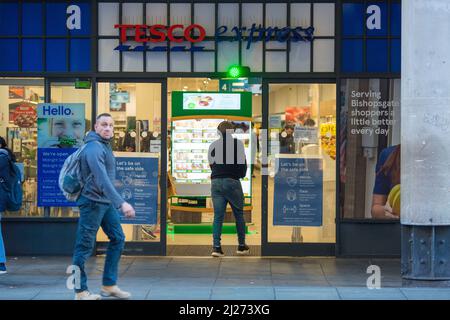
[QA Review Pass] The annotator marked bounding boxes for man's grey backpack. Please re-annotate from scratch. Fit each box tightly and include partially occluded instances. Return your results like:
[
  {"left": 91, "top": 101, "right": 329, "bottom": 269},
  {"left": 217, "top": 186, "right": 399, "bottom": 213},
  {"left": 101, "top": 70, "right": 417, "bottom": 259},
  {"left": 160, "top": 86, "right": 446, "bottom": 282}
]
[{"left": 58, "top": 141, "right": 97, "bottom": 202}]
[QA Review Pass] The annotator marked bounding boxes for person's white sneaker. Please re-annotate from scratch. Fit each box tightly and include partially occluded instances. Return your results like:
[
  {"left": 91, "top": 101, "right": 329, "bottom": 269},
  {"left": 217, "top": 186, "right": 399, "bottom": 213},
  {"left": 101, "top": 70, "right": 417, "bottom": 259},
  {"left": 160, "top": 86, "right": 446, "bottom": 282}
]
[
  {"left": 74, "top": 291, "right": 102, "bottom": 300},
  {"left": 101, "top": 285, "right": 131, "bottom": 299}
]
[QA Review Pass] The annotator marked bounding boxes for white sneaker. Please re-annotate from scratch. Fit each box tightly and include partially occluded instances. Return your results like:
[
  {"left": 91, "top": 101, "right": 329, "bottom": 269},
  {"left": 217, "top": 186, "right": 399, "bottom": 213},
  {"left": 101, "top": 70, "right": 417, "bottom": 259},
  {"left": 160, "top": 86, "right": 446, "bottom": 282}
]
[
  {"left": 101, "top": 285, "right": 131, "bottom": 299},
  {"left": 74, "top": 291, "right": 102, "bottom": 300}
]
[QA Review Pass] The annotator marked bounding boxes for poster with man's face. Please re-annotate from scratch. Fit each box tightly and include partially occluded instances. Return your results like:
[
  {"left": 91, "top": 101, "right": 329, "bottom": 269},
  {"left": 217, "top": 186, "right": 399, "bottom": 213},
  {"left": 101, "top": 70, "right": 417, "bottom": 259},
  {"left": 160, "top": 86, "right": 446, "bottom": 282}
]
[{"left": 37, "top": 104, "right": 86, "bottom": 148}]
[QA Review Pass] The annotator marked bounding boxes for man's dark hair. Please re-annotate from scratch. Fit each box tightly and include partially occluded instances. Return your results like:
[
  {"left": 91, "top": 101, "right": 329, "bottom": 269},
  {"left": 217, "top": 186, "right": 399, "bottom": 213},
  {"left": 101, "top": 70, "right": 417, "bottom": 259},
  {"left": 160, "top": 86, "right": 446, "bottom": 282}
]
[
  {"left": 285, "top": 124, "right": 294, "bottom": 131},
  {"left": 217, "top": 121, "right": 235, "bottom": 135},
  {"left": 96, "top": 113, "right": 113, "bottom": 121}
]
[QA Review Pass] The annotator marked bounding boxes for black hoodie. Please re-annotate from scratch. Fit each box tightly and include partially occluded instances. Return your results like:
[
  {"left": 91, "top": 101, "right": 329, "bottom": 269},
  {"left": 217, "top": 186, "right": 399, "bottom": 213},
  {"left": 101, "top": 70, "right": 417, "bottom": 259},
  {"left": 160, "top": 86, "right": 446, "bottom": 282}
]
[{"left": 208, "top": 134, "right": 247, "bottom": 180}]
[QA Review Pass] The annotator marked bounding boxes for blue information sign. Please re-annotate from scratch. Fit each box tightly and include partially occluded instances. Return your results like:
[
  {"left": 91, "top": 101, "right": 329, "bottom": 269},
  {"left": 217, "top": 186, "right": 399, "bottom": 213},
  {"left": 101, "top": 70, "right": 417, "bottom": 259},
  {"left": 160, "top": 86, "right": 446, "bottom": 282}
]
[
  {"left": 115, "top": 156, "right": 159, "bottom": 225},
  {"left": 273, "top": 157, "right": 323, "bottom": 226},
  {"left": 37, "top": 147, "right": 77, "bottom": 207}
]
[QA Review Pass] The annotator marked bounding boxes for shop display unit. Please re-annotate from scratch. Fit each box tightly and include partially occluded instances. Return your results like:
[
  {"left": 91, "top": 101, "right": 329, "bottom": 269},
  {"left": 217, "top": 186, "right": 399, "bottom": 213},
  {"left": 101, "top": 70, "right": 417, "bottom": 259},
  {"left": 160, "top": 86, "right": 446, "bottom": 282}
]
[{"left": 169, "top": 91, "right": 253, "bottom": 233}]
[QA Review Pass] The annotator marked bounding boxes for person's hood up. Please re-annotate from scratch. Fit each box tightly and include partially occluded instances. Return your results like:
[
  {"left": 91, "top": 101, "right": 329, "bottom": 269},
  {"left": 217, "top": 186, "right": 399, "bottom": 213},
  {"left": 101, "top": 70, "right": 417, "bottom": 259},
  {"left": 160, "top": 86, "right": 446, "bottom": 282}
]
[{"left": 84, "top": 131, "right": 111, "bottom": 144}]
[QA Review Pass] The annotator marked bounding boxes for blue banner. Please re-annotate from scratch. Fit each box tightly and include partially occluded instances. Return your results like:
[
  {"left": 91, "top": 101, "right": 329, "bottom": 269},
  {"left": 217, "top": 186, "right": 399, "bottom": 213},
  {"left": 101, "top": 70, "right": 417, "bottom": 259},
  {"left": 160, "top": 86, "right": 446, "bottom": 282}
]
[
  {"left": 273, "top": 157, "right": 323, "bottom": 226},
  {"left": 115, "top": 156, "right": 159, "bottom": 225}
]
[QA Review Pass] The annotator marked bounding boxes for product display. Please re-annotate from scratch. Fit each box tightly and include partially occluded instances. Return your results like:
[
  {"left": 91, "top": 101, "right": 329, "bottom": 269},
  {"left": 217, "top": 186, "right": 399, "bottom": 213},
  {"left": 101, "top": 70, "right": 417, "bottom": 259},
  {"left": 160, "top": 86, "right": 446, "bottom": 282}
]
[{"left": 171, "top": 118, "right": 252, "bottom": 196}]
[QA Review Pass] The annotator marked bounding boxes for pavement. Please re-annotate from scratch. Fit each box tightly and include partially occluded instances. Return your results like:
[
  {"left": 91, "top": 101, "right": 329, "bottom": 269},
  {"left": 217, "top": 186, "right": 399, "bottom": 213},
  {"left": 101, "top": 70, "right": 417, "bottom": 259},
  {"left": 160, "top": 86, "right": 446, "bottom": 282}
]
[{"left": 0, "top": 256, "right": 449, "bottom": 300}]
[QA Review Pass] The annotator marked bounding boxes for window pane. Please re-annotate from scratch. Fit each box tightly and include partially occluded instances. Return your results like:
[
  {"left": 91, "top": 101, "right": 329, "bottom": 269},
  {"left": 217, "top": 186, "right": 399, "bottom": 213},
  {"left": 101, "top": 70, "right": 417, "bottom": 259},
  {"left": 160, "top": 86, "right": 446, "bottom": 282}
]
[
  {"left": 313, "top": 39, "right": 334, "bottom": 72},
  {"left": 98, "top": 39, "right": 120, "bottom": 72},
  {"left": 268, "top": 84, "right": 336, "bottom": 243},
  {"left": 46, "top": 40, "right": 67, "bottom": 72},
  {"left": 0, "top": 40, "right": 19, "bottom": 72},
  {"left": 98, "top": 3, "right": 119, "bottom": 36},
  {"left": 314, "top": 3, "right": 335, "bottom": 37},
  {"left": 342, "top": 40, "right": 363, "bottom": 73},
  {"left": 70, "top": 39, "right": 91, "bottom": 72},
  {"left": 22, "top": 40, "right": 43, "bottom": 72},
  {"left": 48, "top": 83, "right": 93, "bottom": 217},
  {"left": 46, "top": 3, "right": 67, "bottom": 36},
  {"left": 96, "top": 82, "right": 162, "bottom": 243},
  {"left": 339, "top": 79, "right": 401, "bottom": 220},
  {"left": 342, "top": 3, "right": 364, "bottom": 36},
  {"left": 0, "top": 78, "right": 45, "bottom": 217},
  {"left": 23, "top": 3, "right": 43, "bottom": 36},
  {"left": 0, "top": 3, "right": 18, "bottom": 36},
  {"left": 367, "top": 40, "right": 388, "bottom": 72}
]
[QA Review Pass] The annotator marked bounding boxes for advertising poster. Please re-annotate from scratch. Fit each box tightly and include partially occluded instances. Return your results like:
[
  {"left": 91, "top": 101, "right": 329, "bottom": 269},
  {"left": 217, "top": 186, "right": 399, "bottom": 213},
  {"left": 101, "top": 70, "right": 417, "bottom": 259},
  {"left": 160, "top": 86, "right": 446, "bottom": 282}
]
[
  {"left": 37, "top": 103, "right": 85, "bottom": 207},
  {"left": 273, "top": 157, "right": 323, "bottom": 226},
  {"left": 9, "top": 101, "right": 37, "bottom": 127},
  {"left": 9, "top": 86, "right": 25, "bottom": 99},
  {"left": 114, "top": 154, "right": 159, "bottom": 225},
  {"left": 340, "top": 79, "right": 401, "bottom": 220}
]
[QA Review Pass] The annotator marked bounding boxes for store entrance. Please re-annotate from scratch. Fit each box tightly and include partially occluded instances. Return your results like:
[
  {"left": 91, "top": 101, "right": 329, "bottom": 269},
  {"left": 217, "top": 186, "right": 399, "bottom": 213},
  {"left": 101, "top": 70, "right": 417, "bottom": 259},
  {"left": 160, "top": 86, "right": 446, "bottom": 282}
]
[
  {"left": 166, "top": 78, "right": 262, "bottom": 256},
  {"left": 95, "top": 80, "right": 167, "bottom": 255}
]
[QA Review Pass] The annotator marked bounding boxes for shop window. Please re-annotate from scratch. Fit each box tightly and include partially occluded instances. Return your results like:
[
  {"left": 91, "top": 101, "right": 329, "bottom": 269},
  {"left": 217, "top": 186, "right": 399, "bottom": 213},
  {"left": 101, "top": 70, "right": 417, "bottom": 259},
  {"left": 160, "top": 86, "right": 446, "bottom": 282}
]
[
  {"left": 0, "top": 78, "right": 45, "bottom": 217},
  {"left": 268, "top": 84, "right": 337, "bottom": 243},
  {"left": 96, "top": 82, "right": 162, "bottom": 243},
  {"left": 47, "top": 82, "right": 93, "bottom": 218},
  {"left": 340, "top": 78, "right": 401, "bottom": 220}
]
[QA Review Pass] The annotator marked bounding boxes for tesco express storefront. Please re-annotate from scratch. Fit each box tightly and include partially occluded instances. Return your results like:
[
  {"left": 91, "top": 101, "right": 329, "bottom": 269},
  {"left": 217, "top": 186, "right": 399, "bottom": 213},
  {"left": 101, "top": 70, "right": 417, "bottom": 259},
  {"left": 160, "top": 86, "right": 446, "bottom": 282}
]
[{"left": 0, "top": 0, "right": 401, "bottom": 257}]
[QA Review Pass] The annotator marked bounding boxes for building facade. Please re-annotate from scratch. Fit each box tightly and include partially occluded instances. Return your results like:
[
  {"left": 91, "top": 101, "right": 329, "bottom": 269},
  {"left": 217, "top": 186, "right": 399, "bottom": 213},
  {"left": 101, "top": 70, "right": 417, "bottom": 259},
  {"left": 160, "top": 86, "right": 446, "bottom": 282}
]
[{"left": 0, "top": 0, "right": 401, "bottom": 257}]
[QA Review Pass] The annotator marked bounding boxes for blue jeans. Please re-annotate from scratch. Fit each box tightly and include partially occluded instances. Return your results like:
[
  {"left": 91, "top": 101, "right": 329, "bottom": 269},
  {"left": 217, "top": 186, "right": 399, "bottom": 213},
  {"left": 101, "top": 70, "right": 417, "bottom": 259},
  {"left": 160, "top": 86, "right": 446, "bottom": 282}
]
[
  {"left": 72, "top": 196, "right": 125, "bottom": 293},
  {"left": 211, "top": 178, "right": 246, "bottom": 248},
  {"left": 0, "top": 213, "right": 5, "bottom": 264}
]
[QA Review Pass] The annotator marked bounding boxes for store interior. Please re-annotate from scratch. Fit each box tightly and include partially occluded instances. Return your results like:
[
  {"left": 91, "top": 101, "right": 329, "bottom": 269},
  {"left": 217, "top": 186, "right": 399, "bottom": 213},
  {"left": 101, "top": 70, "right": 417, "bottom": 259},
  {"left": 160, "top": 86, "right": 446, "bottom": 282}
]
[{"left": 0, "top": 77, "right": 336, "bottom": 255}]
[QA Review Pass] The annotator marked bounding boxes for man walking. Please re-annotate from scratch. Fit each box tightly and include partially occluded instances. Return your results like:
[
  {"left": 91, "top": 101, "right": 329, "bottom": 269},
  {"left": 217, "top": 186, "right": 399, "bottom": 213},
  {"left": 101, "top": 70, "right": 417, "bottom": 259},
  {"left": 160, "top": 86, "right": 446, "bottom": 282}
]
[
  {"left": 72, "top": 113, "right": 135, "bottom": 300},
  {"left": 208, "top": 121, "right": 249, "bottom": 257}
]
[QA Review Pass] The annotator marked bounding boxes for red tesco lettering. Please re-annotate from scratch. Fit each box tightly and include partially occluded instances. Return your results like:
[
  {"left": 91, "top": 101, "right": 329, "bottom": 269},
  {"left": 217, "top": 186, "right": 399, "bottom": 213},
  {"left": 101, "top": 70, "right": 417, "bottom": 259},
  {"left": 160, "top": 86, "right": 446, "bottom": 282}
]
[{"left": 114, "top": 24, "right": 206, "bottom": 43}]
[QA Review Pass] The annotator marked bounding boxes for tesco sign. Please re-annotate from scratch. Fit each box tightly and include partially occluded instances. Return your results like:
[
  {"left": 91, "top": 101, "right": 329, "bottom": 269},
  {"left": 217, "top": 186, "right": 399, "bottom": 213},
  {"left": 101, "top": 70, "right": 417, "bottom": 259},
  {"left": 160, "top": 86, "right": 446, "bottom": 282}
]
[
  {"left": 115, "top": 24, "right": 206, "bottom": 43},
  {"left": 114, "top": 23, "right": 314, "bottom": 52}
]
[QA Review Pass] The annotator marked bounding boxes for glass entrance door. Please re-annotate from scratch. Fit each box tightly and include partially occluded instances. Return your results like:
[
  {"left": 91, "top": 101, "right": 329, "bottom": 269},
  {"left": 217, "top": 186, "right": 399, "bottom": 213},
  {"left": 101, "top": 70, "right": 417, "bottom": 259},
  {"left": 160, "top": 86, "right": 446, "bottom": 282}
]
[
  {"left": 262, "top": 81, "right": 336, "bottom": 256},
  {"left": 95, "top": 80, "right": 167, "bottom": 255}
]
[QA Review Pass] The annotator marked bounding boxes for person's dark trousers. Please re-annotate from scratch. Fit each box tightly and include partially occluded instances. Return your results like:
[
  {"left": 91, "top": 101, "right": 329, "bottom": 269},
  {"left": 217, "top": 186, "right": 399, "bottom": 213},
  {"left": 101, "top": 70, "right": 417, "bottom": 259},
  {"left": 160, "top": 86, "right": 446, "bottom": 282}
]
[
  {"left": 72, "top": 195, "right": 125, "bottom": 293},
  {"left": 211, "top": 178, "right": 246, "bottom": 248}
]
